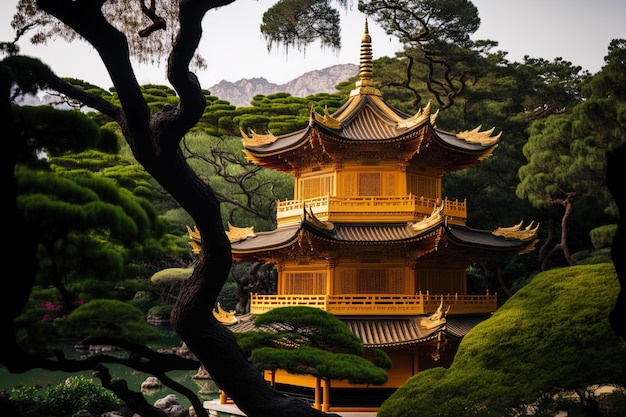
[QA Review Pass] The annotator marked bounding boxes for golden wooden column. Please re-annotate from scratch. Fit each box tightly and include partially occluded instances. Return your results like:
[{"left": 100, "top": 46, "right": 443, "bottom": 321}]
[
  {"left": 322, "top": 379, "right": 331, "bottom": 412},
  {"left": 313, "top": 377, "right": 322, "bottom": 410}
]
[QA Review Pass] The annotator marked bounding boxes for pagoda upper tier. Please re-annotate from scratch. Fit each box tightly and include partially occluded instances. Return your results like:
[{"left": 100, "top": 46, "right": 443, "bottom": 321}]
[{"left": 241, "top": 23, "right": 500, "bottom": 174}]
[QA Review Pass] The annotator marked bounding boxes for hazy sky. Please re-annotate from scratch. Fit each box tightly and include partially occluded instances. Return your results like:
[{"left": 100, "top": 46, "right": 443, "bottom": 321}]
[{"left": 1, "top": 0, "right": 624, "bottom": 89}]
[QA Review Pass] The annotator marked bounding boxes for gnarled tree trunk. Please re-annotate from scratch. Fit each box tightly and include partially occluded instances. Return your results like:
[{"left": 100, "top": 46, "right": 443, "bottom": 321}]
[
  {"left": 34, "top": 0, "right": 339, "bottom": 416},
  {"left": 606, "top": 142, "right": 625, "bottom": 340}
]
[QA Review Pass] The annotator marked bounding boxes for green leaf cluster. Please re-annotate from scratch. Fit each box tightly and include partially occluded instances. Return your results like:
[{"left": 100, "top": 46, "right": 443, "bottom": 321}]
[
  {"left": 236, "top": 306, "right": 389, "bottom": 385},
  {"left": 44, "top": 375, "right": 120, "bottom": 416},
  {"left": 12, "top": 104, "right": 102, "bottom": 152},
  {"left": 11, "top": 109, "right": 192, "bottom": 342},
  {"left": 150, "top": 267, "right": 193, "bottom": 283},
  {"left": 261, "top": 0, "right": 341, "bottom": 52},
  {"left": 254, "top": 306, "right": 364, "bottom": 355},
  {"left": 233, "top": 91, "right": 346, "bottom": 136},
  {"left": 10, "top": 375, "right": 120, "bottom": 417},
  {"left": 252, "top": 345, "right": 388, "bottom": 385},
  {"left": 517, "top": 41, "right": 625, "bottom": 215},
  {"left": 54, "top": 299, "right": 161, "bottom": 343}
]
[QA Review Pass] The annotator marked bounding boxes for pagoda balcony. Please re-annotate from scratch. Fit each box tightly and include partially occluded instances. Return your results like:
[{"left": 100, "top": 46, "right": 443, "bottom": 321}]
[
  {"left": 276, "top": 195, "right": 467, "bottom": 226},
  {"left": 249, "top": 292, "right": 497, "bottom": 316}
]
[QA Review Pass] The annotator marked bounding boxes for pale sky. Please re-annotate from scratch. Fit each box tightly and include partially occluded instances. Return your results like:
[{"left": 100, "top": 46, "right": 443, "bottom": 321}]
[{"left": 1, "top": 0, "right": 625, "bottom": 90}]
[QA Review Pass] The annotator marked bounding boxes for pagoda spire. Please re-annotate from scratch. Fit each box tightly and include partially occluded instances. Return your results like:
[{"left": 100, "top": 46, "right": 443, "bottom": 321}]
[
  {"left": 358, "top": 19, "right": 373, "bottom": 87},
  {"left": 351, "top": 18, "right": 381, "bottom": 97}
]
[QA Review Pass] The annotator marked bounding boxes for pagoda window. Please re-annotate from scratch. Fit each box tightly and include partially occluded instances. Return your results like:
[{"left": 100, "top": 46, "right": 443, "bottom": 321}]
[
  {"left": 337, "top": 268, "right": 405, "bottom": 294},
  {"left": 358, "top": 173, "right": 381, "bottom": 196},
  {"left": 414, "top": 269, "right": 466, "bottom": 295},
  {"left": 284, "top": 272, "right": 327, "bottom": 294},
  {"left": 342, "top": 172, "right": 397, "bottom": 197},
  {"left": 357, "top": 268, "right": 387, "bottom": 292},
  {"left": 299, "top": 174, "right": 334, "bottom": 200},
  {"left": 407, "top": 173, "right": 438, "bottom": 199}
]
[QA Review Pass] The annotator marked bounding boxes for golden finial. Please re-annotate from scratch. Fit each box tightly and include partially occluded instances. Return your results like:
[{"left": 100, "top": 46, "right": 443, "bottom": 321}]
[
  {"left": 357, "top": 18, "right": 373, "bottom": 88},
  {"left": 350, "top": 18, "right": 382, "bottom": 97}
]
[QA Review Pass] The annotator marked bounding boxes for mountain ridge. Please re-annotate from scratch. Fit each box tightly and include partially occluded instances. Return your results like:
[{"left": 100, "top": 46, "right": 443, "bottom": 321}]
[{"left": 208, "top": 63, "right": 358, "bottom": 107}]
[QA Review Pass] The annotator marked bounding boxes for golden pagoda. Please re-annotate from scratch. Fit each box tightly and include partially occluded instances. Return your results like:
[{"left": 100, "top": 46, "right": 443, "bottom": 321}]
[{"left": 196, "top": 21, "right": 538, "bottom": 414}]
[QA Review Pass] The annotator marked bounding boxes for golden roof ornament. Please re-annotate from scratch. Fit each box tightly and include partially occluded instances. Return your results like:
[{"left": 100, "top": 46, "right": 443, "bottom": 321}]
[
  {"left": 187, "top": 224, "right": 201, "bottom": 241},
  {"left": 226, "top": 222, "right": 256, "bottom": 243},
  {"left": 418, "top": 296, "right": 449, "bottom": 329},
  {"left": 492, "top": 221, "right": 539, "bottom": 239},
  {"left": 311, "top": 105, "right": 341, "bottom": 129},
  {"left": 213, "top": 302, "right": 238, "bottom": 325},
  {"left": 411, "top": 203, "right": 445, "bottom": 231},
  {"left": 399, "top": 100, "right": 434, "bottom": 129},
  {"left": 456, "top": 125, "right": 501, "bottom": 145},
  {"left": 186, "top": 225, "right": 202, "bottom": 254},
  {"left": 240, "top": 128, "right": 277, "bottom": 146},
  {"left": 304, "top": 207, "right": 334, "bottom": 231},
  {"left": 188, "top": 240, "right": 201, "bottom": 254},
  {"left": 430, "top": 109, "right": 440, "bottom": 126},
  {"left": 188, "top": 223, "right": 257, "bottom": 249}
]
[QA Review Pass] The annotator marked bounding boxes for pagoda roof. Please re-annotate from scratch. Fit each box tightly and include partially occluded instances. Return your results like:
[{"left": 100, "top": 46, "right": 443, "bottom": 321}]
[
  {"left": 223, "top": 312, "right": 489, "bottom": 349},
  {"left": 241, "top": 23, "right": 500, "bottom": 172},
  {"left": 341, "top": 314, "right": 490, "bottom": 348},
  {"left": 229, "top": 209, "right": 538, "bottom": 262}
]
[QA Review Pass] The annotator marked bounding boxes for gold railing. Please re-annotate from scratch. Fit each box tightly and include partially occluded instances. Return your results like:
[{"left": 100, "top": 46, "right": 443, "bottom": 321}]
[
  {"left": 276, "top": 195, "right": 466, "bottom": 226},
  {"left": 249, "top": 292, "right": 496, "bottom": 316}
]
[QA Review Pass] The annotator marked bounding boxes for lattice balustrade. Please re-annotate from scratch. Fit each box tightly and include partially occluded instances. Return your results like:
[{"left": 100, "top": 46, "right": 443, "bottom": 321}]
[
  {"left": 276, "top": 195, "right": 467, "bottom": 226},
  {"left": 249, "top": 292, "right": 496, "bottom": 315}
]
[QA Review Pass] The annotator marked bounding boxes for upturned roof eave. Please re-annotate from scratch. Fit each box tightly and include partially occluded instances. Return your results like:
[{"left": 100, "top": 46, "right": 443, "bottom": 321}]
[
  {"left": 445, "top": 223, "right": 539, "bottom": 254},
  {"left": 230, "top": 219, "right": 538, "bottom": 260},
  {"left": 224, "top": 313, "right": 488, "bottom": 348},
  {"left": 230, "top": 224, "right": 303, "bottom": 259},
  {"left": 432, "top": 128, "right": 499, "bottom": 155}
]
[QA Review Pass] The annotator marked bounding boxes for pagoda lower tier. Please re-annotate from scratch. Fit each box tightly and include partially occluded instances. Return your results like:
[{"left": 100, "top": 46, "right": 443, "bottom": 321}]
[{"left": 217, "top": 311, "right": 492, "bottom": 413}]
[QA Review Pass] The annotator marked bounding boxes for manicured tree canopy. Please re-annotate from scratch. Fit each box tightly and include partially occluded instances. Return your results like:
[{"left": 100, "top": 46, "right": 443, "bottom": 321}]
[
  {"left": 254, "top": 306, "right": 364, "bottom": 354},
  {"left": 236, "top": 306, "right": 389, "bottom": 385},
  {"left": 15, "top": 152, "right": 183, "bottom": 311},
  {"left": 378, "top": 263, "right": 626, "bottom": 417},
  {"left": 150, "top": 267, "right": 193, "bottom": 305},
  {"left": 54, "top": 299, "right": 161, "bottom": 344}
]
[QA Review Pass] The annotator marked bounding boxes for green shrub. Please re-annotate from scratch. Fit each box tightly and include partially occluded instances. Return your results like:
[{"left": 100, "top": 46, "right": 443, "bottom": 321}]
[
  {"left": 7, "top": 377, "right": 120, "bottom": 417},
  {"left": 148, "top": 304, "right": 173, "bottom": 317},
  {"left": 10, "top": 384, "right": 41, "bottom": 401},
  {"left": 217, "top": 281, "right": 239, "bottom": 311},
  {"left": 127, "top": 290, "right": 158, "bottom": 313},
  {"left": 590, "top": 224, "right": 617, "bottom": 249},
  {"left": 53, "top": 299, "right": 161, "bottom": 343},
  {"left": 372, "top": 348, "right": 392, "bottom": 370},
  {"left": 6, "top": 384, "right": 45, "bottom": 417},
  {"left": 572, "top": 247, "right": 613, "bottom": 265},
  {"left": 44, "top": 375, "right": 119, "bottom": 416}
]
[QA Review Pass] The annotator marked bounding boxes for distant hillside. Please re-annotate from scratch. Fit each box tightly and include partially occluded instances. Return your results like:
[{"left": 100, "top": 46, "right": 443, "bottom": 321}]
[{"left": 208, "top": 64, "right": 358, "bottom": 107}]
